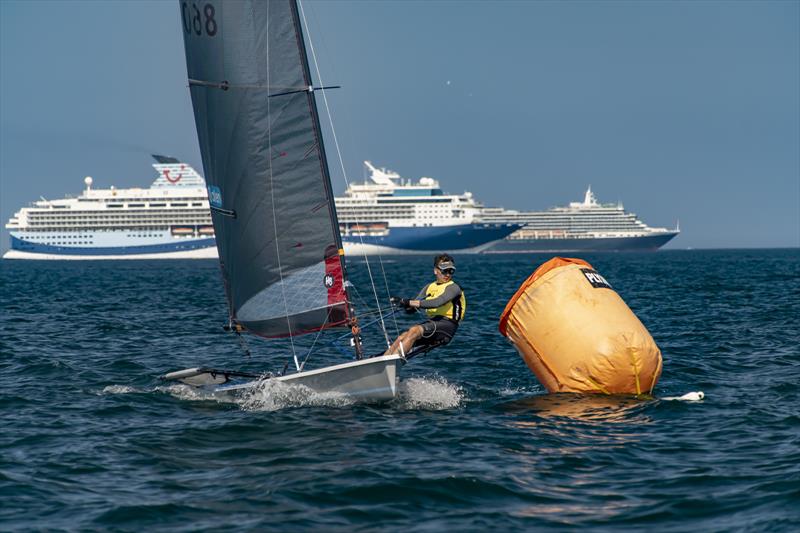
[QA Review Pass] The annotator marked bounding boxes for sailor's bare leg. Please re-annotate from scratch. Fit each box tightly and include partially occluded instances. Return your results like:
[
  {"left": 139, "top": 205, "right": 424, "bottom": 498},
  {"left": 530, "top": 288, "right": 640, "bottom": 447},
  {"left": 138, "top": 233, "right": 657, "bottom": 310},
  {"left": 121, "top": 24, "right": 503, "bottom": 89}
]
[{"left": 384, "top": 325, "right": 424, "bottom": 356}]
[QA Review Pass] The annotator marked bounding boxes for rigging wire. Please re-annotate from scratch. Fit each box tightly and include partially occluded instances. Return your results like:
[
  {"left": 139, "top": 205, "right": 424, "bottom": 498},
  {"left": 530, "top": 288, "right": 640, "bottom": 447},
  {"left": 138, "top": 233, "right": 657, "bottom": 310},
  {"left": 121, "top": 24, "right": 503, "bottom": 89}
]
[
  {"left": 299, "top": 324, "right": 327, "bottom": 372},
  {"left": 377, "top": 255, "right": 401, "bottom": 341},
  {"left": 298, "top": 0, "right": 392, "bottom": 349},
  {"left": 267, "top": 0, "right": 300, "bottom": 372},
  {"left": 343, "top": 276, "right": 376, "bottom": 316}
]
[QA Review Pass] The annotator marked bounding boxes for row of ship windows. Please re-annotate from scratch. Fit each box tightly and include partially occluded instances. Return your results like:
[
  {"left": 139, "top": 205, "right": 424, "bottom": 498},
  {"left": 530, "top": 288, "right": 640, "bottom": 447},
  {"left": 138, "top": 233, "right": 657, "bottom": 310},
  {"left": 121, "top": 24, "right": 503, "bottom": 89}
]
[
  {"left": 496, "top": 216, "right": 632, "bottom": 220},
  {"left": 106, "top": 202, "right": 205, "bottom": 208},
  {"left": 338, "top": 203, "right": 471, "bottom": 209},
  {"left": 31, "top": 209, "right": 210, "bottom": 216},
  {"left": 27, "top": 224, "right": 209, "bottom": 229},
  {"left": 41, "top": 203, "right": 208, "bottom": 214},
  {"left": 27, "top": 236, "right": 93, "bottom": 245},
  {"left": 491, "top": 220, "right": 646, "bottom": 226},
  {"left": 29, "top": 216, "right": 210, "bottom": 221},
  {"left": 338, "top": 205, "right": 457, "bottom": 210},
  {"left": 28, "top": 219, "right": 210, "bottom": 224},
  {"left": 339, "top": 214, "right": 461, "bottom": 220},
  {"left": 495, "top": 213, "right": 640, "bottom": 219},
  {"left": 26, "top": 233, "right": 159, "bottom": 239},
  {"left": 29, "top": 216, "right": 211, "bottom": 221},
  {"left": 520, "top": 223, "right": 648, "bottom": 228},
  {"left": 76, "top": 197, "right": 203, "bottom": 203},
  {"left": 338, "top": 214, "right": 415, "bottom": 218},
  {"left": 27, "top": 218, "right": 210, "bottom": 224},
  {"left": 29, "top": 220, "right": 211, "bottom": 225},
  {"left": 499, "top": 218, "right": 642, "bottom": 224},
  {"left": 338, "top": 209, "right": 414, "bottom": 215},
  {"left": 27, "top": 226, "right": 169, "bottom": 231},
  {"left": 375, "top": 199, "right": 453, "bottom": 204},
  {"left": 58, "top": 202, "right": 205, "bottom": 208}
]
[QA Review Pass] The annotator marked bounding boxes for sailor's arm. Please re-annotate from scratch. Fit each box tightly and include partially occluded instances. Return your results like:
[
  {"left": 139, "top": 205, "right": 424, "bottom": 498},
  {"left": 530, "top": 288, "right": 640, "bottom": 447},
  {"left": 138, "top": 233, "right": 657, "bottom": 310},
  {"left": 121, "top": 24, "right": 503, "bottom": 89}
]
[
  {"left": 410, "top": 284, "right": 461, "bottom": 309},
  {"left": 405, "top": 285, "right": 428, "bottom": 308},
  {"left": 391, "top": 285, "right": 429, "bottom": 309},
  {"left": 415, "top": 286, "right": 428, "bottom": 300}
]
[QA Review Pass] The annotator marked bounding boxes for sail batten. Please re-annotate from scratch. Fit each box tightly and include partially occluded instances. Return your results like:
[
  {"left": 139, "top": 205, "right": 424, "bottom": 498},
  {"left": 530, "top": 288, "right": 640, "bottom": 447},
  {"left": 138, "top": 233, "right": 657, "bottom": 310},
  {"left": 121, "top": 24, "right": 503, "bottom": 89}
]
[
  {"left": 181, "top": 0, "right": 349, "bottom": 338},
  {"left": 188, "top": 78, "right": 338, "bottom": 94}
]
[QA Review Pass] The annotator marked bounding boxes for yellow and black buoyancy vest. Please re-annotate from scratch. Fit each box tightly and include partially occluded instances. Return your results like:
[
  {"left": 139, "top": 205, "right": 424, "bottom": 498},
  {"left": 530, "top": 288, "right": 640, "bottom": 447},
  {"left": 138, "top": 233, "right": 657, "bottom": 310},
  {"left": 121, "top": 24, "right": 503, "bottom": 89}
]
[{"left": 423, "top": 281, "right": 466, "bottom": 321}]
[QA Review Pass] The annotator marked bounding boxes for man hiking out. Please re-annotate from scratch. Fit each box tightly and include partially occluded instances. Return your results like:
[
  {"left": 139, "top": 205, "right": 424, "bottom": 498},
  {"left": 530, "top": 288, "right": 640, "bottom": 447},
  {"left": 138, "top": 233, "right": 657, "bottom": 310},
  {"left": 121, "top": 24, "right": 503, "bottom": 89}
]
[{"left": 384, "top": 253, "right": 466, "bottom": 357}]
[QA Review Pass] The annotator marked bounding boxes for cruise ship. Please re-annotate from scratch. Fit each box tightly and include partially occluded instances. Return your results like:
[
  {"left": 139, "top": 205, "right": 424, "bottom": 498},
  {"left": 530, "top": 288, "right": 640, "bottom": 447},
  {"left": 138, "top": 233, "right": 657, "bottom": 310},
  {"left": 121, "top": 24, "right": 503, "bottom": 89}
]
[
  {"left": 335, "top": 162, "right": 519, "bottom": 255},
  {"left": 480, "top": 187, "right": 679, "bottom": 252},
  {"left": 4, "top": 158, "right": 518, "bottom": 259},
  {"left": 4, "top": 156, "right": 217, "bottom": 260}
]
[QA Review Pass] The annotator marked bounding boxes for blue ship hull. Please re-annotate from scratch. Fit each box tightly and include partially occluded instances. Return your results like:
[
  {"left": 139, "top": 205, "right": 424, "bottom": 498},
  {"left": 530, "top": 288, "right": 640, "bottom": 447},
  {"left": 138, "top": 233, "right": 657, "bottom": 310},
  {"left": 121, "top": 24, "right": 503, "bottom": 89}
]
[
  {"left": 341, "top": 223, "right": 519, "bottom": 252},
  {"left": 486, "top": 232, "right": 679, "bottom": 253},
  {"left": 9, "top": 235, "right": 216, "bottom": 256},
  {"left": 8, "top": 223, "right": 518, "bottom": 258}
]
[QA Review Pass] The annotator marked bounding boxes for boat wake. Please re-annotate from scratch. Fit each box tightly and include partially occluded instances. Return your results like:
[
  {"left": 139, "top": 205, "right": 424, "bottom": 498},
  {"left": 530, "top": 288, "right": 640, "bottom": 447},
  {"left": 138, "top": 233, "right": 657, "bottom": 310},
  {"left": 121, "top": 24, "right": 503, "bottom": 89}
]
[
  {"left": 100, "top": 383, "right": 234, "bottom": 403},
  {"left": 97, "top": 376, "right": 466, "bottom": 411},
  {"left": 239, "top": 379, "right": 355, "bottom": 411},
  {"left": 393, "top": 376, "right": 463, "bottom": 410},
  {"left": 238, "top": 376, "right": 464, "bottom": 411},
  {"left": 100, "top": 385, "right": 141, "bottom": 395},
  {"left": 101, "top": 375, "right": 464, "bottom": 412}
]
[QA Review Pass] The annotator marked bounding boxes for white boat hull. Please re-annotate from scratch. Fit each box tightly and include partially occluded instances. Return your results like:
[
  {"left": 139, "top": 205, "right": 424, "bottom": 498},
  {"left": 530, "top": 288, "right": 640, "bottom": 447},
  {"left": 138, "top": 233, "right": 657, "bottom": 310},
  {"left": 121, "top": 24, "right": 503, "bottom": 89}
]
[
  {"left": 166, "top": 355, "right": 404, "bottom": 402},
  {"left": 274, "top": 355, "right": 402, "bottom": 400}
]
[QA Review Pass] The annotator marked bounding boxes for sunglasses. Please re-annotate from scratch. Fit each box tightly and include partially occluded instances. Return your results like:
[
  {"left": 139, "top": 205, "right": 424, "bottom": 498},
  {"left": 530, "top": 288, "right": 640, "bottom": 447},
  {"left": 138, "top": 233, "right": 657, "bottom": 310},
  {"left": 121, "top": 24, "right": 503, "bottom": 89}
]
[{"left": 438, "top": 267, "right": 455, "bottom": 275}]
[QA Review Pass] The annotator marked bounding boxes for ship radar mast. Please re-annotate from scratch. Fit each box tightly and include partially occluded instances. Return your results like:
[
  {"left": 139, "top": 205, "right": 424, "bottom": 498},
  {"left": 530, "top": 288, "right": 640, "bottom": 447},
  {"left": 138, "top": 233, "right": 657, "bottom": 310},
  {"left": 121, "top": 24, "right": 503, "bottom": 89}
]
[
  {"left": 84, "top": 176, "right": 93, "bottom": 192},
  {"left": 570, "top": 186, "right": 600, "bottom": 209},
  {"left": 583, "top": 186, "right": 598, "bottom": 206},
  {"left": 364, "top": 161, "right": 401, "bottom": 187}
]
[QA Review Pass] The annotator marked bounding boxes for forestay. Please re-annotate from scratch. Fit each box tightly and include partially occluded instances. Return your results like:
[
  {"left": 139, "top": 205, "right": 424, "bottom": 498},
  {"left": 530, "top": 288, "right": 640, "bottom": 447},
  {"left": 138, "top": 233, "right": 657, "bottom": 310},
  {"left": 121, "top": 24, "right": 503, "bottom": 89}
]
[{"left": 181, "top": 0, "right": 349, "bottom": 337}]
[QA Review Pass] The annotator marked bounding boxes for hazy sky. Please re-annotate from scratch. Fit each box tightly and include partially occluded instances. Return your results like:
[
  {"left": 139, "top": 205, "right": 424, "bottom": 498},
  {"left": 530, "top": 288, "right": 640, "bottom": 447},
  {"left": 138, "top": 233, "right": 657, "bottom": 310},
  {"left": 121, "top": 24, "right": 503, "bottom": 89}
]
[{"left": 1, "top": 0, "right": 798, "bottom": 250}]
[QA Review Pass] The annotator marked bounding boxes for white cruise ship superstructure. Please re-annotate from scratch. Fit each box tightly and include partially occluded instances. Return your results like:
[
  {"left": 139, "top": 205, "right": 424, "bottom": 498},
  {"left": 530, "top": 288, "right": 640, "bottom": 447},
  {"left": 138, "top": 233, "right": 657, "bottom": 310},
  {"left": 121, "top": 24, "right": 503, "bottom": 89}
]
[
  {"left": 4, "top": 156, "right": 217, "bottom": 260},
  {"left": 480, "top": 187, "right": 679, "bottom": 252}
]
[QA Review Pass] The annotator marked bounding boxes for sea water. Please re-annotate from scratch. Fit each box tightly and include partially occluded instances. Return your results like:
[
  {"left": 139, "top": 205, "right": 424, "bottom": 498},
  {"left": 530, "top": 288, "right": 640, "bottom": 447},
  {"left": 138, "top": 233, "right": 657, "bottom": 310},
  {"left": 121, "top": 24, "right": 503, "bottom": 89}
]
[{"left": 1, "top": 249, "right": 798, "bottom": 531}]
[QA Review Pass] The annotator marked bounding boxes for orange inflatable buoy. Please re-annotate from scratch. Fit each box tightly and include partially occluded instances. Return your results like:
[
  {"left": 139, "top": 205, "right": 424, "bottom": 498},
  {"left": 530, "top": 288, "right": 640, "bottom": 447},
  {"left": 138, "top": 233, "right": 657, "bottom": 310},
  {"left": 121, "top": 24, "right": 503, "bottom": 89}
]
[{"left": 499, "top": 257, "right": 662, "bottom": 395}]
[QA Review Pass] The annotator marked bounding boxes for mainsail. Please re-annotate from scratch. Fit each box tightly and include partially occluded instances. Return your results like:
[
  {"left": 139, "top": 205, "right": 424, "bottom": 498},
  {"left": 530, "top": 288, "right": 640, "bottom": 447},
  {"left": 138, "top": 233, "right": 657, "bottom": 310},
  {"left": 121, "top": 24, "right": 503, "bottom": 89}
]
[{"left": 180, "top": 0, "right": 350, "bottom": 338}]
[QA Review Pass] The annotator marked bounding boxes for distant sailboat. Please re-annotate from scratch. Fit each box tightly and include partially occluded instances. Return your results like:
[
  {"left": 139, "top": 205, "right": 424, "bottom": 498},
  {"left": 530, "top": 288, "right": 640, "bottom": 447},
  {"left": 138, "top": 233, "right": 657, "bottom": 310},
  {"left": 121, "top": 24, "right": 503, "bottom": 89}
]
[{"left": 165, "top": 0, "right": 405, "bottom": 400}]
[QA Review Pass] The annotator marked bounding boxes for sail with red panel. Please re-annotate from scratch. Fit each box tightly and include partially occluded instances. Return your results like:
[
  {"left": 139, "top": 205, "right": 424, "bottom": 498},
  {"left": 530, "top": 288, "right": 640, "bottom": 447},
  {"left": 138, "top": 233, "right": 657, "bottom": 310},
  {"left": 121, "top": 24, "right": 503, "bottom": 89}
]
[{"left": 180, "top": 0, "right": 351, "bottom": 338}]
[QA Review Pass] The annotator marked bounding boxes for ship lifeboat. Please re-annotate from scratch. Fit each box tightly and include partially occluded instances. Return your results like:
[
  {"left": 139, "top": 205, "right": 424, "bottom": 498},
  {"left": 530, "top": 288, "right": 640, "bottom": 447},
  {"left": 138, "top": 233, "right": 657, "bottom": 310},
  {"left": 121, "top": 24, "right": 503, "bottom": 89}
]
[
  {"left": 499, "top": 257, "right": 662, "bottom": 395},
  {"left": 198, "top": 226, "right": 215, "bottom": 235},
  {"left": 171, "top": 227, "right": 194, "bottom": 236}
]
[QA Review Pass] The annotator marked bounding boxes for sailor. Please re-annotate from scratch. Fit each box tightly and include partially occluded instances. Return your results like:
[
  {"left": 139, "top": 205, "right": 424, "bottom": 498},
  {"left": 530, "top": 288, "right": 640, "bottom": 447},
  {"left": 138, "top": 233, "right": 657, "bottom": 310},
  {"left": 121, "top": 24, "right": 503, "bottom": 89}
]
[{"left": 384, "top": 254, "right": 466, "bottom": 357}]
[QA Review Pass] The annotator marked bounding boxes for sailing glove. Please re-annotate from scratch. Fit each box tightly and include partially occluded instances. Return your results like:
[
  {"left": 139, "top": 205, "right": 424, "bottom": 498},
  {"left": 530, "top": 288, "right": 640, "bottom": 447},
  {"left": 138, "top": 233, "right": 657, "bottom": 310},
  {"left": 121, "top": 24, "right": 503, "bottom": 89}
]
[
  {"left": 390, "top": 296, "right": 407, "bottom": 307},
  {"left": 390, "top": 296, "right": 415, "bottom": 312}
]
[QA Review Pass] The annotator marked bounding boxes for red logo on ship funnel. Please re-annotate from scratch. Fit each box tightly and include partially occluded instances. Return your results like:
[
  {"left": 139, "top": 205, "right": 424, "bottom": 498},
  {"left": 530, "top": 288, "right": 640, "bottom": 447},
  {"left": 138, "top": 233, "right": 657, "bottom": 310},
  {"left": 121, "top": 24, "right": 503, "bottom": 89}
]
[{"left": 163, "top": 169, "right": 182, "bottom": 183}]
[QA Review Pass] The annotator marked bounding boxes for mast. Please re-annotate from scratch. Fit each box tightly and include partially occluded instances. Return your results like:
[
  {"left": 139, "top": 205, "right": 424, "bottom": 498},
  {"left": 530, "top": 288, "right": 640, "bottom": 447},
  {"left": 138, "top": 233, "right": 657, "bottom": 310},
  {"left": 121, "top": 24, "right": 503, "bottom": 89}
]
[{"left": 291, "top": 0, "right": 362, "bottom": 358}]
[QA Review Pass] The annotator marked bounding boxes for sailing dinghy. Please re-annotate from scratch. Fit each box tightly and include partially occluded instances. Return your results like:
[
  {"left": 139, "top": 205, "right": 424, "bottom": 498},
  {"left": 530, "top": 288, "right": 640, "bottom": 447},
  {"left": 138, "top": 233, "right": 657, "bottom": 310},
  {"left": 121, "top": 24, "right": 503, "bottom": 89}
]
[{"left": 164, "top": 0, "right": 406, "bottom": 401}]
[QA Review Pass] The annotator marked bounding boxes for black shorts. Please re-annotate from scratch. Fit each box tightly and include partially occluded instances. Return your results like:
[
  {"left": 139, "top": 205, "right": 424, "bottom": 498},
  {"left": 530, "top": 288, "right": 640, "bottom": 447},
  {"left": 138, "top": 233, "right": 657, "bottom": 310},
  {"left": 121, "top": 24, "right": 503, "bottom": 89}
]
[{"left": 416, "top": 317, "right": 458, "bottom": 347}]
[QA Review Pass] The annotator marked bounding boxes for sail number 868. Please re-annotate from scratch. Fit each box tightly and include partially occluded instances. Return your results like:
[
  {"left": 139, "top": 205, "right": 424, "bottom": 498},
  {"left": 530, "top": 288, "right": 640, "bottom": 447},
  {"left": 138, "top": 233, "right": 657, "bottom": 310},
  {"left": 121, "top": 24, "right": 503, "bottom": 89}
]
[{"left": 181, "top": 2, "right": 217, "bottom": 37}]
